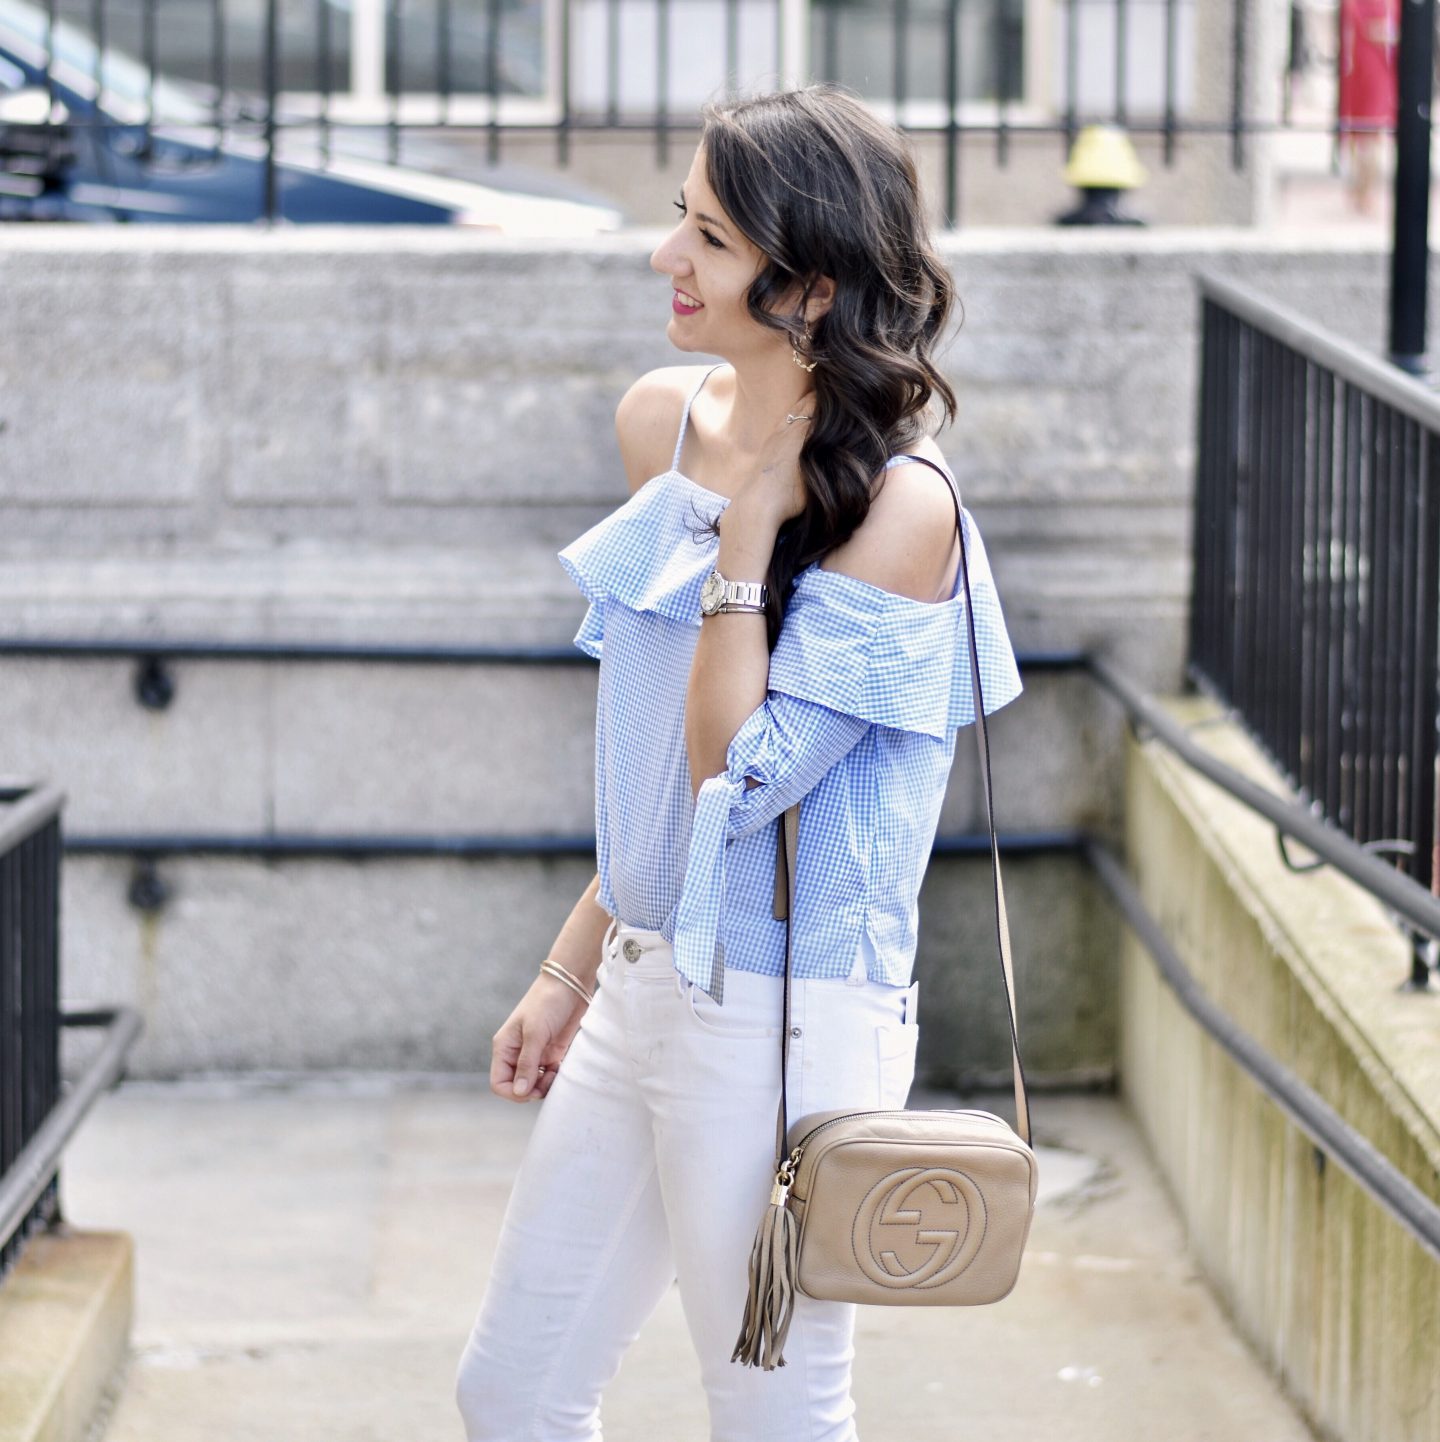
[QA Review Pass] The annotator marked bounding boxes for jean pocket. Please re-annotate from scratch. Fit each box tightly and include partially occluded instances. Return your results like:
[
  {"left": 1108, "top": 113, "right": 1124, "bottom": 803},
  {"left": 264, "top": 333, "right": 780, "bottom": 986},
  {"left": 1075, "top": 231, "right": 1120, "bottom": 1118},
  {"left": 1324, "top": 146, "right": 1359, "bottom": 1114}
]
[
  {"left": 681, "top": 974, "right": 784, "bottom": 1040},
  {"left": 875, "top": 980, "right": 920, "bottom": 1106}
]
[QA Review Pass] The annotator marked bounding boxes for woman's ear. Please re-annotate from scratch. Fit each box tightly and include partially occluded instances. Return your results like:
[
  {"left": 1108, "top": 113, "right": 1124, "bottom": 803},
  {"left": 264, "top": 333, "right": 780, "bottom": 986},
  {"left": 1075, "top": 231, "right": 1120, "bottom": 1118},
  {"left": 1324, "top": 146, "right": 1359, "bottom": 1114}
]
[{"left": 806, "top": 275, "right": 837, "bottom": 324}]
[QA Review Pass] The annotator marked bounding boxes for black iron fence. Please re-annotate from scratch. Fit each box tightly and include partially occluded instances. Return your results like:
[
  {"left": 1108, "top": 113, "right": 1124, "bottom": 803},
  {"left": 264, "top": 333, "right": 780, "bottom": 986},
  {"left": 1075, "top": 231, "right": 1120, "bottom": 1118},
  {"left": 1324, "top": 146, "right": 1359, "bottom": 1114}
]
[
  {"left": 0, "top": 0, "right": 1396, "bottom": 224},
  {"left": 0, "top": 782, "right": 62, "bottom": 1280},
  {"left": 1189, "top": 272, "right": 1440, "bottom": 902}
]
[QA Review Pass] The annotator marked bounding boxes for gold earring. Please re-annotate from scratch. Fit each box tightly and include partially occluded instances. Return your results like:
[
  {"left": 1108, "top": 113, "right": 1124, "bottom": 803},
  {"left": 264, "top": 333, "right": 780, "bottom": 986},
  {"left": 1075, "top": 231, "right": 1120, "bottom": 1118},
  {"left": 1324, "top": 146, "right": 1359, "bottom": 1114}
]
[{"left": 791, "top": 318, "right": 818, "bottom": 372}]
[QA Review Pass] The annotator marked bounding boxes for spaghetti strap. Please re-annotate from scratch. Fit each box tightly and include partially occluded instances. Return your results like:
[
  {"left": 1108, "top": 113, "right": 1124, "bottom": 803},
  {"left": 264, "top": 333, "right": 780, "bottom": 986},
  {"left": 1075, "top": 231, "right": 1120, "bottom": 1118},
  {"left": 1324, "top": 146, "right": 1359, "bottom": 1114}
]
[{"left": 671, "top": 363, "right": 727, "bottom": 474}]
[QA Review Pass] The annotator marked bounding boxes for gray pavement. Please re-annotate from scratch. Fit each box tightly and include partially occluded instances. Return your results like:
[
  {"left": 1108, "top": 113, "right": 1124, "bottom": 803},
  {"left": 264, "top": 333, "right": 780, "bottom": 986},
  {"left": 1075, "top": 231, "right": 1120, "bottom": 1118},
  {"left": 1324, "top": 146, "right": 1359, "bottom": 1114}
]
[{"left": 65, "top": 1076, "right": 1320, "bottom": 1442}]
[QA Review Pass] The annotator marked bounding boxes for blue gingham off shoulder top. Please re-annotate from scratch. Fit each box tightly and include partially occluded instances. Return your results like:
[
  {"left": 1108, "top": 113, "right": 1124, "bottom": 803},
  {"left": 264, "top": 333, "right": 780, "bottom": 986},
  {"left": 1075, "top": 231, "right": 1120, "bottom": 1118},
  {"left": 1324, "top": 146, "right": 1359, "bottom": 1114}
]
[{"left": 557, "top": 364, "right": 1024, "bottom": 1005}]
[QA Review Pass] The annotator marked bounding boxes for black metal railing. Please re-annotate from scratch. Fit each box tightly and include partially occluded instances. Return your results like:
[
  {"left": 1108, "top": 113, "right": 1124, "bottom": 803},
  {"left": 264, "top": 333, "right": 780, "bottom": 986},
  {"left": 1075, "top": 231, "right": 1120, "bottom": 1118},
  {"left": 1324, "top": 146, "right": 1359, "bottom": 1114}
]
[
  {"left": 0, "top": 779, "right": 144, "bottom": 1281},
  {"left": 1, "top": 0, "right": 1390, "bottom": 226},
  {"left": 0, "top": 782, "right": 62, "bottom": 1279},
  {"left": 1189, "top": 272, "right": 1440, "bottom": 902}
]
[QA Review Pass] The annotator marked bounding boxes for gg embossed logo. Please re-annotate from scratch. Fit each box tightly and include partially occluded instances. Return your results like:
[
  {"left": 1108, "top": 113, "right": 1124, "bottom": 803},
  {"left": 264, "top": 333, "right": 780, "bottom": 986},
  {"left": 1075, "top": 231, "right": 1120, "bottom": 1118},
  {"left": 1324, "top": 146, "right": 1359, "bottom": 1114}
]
[{"left": 851, "top": 1166, "right": 987, "bottom": 1288}]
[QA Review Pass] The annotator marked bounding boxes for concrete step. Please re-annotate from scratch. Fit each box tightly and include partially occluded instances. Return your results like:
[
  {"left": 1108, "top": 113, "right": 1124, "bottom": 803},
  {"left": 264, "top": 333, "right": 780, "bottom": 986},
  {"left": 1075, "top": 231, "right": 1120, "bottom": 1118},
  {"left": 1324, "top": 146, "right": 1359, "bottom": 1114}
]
[{"left": 0, "top": 1229, "right": 133, "bottom": 1442}]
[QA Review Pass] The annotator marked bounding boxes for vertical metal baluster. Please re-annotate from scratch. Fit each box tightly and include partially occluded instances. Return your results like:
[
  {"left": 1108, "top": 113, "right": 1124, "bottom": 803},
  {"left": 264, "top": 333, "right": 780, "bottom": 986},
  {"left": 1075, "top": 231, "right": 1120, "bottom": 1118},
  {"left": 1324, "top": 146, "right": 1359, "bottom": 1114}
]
[
  {"left": 1239, "top": 320, "right": 1259, "bottom": 717},
  {"left": 656, "top": 0, "right": 670, "bottom": 167},
  {"left": 1371, "top": 403, "right": 1392, "bottom": 847},
  {"left": 558, "top": 0, "right": 572, "bottom": 166},
  {"left": 319, "top": 0, "right": 333, "bottom": 165},
  {"left": 486, "top": 0, "right": 501, "bottom": 162},
  {"left": 1300, "top": 356, "right": 1320, "bottom": 801},
  {"left": 1382, "top": 413, "right": 1410, "bottom": 853},
  {"left": 1222, "top": 308, "right": 1241, "bottom": 689},
  {"left": 606, "top": 0, "right": 620, "bottom": 126},
  {"left": 1340, "top": 384, "right": 1362, "bottom": 833},
  {"left": 388, "top": 0, "right": 403, "bottom": 167},
  {"left": 143, "top": 0, "right": 156, "bottom": 140},
  {"left": 1, "top": 844, "right": 13, "bottom": 1274},
  {"left": 1395, "top": 418, "right": 1421, "bottom": 860},
  {"left": 1162, "top": 0, "right": 1177, "bottom": 164},
  {"left": 1323, "top": 370, "right": 1344, "bottom": 827},
  {"left": 893, "top": 0, "right": 908, "bottom": 124},
  {"left": 1230, "top": 0, "right": 1246, "bottom": 169},
  {"left": 944, "top": 0, "right": 960, "bottom": 226},
  {"left": 1063, "top": 0, "right": 1078, "bottom": 159},
  {"left": 993, "top": 0, "right": 1007, "bottom": 166},
  {"left": 1366, "top": 397, "right": 1387, "bottom": 841},
  {"left": 1418, "top": 429, "right": 1440, "bottom": 895},
  {"left": 90, "top": 0, "right": 103, "bottom": 108},
  {"left": 1278, "top": 339, "right": 1296, "bottom": 777},
  {"left": 213, "top": 0, "right": 227, "bottom": 151},
  {"left": 438, "top": 0, "right": 453, "bottom": 129},
  {"left": 264, "top": 0, "right": 279, "bottom": 221},
  {"left": 1114, "top": 0, "right": 1127, "bottom": 129},
  {"left": 1189, "top": 297, "right": 1213, "bottom": 681}
]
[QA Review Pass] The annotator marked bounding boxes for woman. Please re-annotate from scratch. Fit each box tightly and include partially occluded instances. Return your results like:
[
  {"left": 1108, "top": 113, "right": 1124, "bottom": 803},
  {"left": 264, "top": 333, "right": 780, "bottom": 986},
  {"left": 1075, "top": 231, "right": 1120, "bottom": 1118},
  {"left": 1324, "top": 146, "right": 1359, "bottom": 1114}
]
[{"left": 455, "top": 83, "right": 1023, "bottom": 1442}]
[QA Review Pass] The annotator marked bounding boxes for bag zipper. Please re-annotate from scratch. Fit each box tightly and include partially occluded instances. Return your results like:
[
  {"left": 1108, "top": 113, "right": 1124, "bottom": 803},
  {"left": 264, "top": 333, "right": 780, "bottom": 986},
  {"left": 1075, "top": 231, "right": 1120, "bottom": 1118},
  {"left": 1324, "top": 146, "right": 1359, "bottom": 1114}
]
[{"left": 779, "top": 1106, "right": 1013, "bottom": 1183}]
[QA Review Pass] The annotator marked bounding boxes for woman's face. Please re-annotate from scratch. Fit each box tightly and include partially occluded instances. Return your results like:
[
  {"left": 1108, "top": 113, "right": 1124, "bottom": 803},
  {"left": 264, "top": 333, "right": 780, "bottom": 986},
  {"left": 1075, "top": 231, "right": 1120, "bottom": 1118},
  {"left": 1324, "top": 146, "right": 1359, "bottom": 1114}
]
[{"left": 649, "top": 144, "right": 772, "bottom": 358}]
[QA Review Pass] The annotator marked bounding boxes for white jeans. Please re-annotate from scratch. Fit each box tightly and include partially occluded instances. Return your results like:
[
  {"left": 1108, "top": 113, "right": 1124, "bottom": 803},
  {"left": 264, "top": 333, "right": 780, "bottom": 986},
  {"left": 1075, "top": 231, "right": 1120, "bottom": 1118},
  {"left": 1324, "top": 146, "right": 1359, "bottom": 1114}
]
[{"left": 454, "top": 916, "right": 921, "bottom": 1442}]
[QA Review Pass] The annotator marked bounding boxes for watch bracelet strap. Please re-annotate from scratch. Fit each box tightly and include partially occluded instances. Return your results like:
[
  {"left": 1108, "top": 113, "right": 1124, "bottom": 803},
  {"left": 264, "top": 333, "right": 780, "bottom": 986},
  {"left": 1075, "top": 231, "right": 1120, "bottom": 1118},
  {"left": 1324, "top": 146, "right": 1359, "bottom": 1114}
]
[
  {"left": 725, "top": 577, "right": 767, "bottom": 607},
  {"left": 769, "top": 455, "right": 1031, "bottom": 1162}
]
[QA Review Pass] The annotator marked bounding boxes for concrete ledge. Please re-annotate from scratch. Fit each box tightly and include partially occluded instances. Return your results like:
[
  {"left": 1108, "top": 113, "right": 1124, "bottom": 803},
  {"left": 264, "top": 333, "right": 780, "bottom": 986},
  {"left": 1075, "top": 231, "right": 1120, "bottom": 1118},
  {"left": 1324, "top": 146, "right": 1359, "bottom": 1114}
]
[
  {"left": 0, "top": 1229, "right": 133, "bottom": 1442},
  {"left": 1121, "top": 693, "right": 1440, "bottom": 1442}
]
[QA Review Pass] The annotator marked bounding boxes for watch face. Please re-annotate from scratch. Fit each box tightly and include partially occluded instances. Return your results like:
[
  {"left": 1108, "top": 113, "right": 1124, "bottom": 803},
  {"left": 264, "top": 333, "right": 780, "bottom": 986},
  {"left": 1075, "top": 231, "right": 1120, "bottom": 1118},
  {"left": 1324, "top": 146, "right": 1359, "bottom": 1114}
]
[{"left": 700, "top": 570, "right": 724, "bottom": 614}]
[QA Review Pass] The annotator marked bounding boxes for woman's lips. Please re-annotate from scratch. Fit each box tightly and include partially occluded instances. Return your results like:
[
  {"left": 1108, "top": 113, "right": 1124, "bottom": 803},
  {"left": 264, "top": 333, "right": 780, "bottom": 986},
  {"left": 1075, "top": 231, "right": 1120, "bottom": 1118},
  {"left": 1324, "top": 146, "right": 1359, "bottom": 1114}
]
[{"left": 672, "top": 289, "right": 704, "bottom": 315}]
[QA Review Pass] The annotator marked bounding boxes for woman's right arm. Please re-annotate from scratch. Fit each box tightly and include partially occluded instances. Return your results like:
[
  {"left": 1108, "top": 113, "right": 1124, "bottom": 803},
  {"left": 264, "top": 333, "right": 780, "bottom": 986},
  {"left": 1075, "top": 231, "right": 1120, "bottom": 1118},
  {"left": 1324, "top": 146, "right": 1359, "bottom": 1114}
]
[
  {"left": 490, "top": 873, "right": 613, "bottom": 1103},
  {"left": 546, "top": 872, "right": 612, "bottom": 989}
]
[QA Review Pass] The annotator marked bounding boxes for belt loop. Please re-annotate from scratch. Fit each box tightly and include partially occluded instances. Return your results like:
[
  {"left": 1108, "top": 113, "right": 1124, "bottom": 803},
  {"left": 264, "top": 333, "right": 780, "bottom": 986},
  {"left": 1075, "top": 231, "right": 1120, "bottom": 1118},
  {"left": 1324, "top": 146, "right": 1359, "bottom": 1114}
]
[{"left": 602, "top": 914, "right": 618, "bottom": 962}]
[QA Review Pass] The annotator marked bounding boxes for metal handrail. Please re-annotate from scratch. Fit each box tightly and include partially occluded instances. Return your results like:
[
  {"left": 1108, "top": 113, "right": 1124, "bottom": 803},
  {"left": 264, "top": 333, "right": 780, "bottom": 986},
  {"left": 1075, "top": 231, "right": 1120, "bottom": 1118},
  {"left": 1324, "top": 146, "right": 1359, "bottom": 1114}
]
[
  {"left": 0, "top": 638, "right": 595, "bottom": 666},
  {"left": 0, "top": 780, "right": 68, "bottom": 850},
  {"left": 1085, "top": 835, "right": 1440, "bottom": 1265},
  {"left": 0, "top": 1007, "right": 144, "bottom": 1261},
  {"left": 1196, "top": 273, "right": 1440, "bottom": 421},
  {"left": 1089, "top": 654, "right": 1440, "bottom": 947}
]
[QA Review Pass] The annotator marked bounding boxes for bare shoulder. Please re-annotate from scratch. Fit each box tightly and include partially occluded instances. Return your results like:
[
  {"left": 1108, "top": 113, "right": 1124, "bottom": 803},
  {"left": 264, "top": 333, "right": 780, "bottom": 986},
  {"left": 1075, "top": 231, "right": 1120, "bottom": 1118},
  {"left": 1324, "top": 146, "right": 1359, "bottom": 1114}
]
[
  {"left": 818, "top": 437, "right": 961, "bottom": 605},
  {"left": 614, "top": 365, "right": 711, "bottom": 495}
]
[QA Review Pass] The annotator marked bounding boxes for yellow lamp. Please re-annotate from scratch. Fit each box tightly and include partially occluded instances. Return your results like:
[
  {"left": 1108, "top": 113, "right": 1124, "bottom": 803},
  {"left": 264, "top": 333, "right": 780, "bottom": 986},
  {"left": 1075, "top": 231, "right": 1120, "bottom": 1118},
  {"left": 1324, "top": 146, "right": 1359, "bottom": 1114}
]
[{"left": 1062, "top": 124, "right": 1148, "bottom": 190}]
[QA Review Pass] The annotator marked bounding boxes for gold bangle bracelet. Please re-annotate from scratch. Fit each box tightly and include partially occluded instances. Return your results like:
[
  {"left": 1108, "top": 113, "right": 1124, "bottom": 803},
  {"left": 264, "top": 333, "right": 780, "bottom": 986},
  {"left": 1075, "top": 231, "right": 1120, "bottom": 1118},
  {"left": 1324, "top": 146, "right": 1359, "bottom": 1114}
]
[
  {"left": 539, "top": 960, "right": 593, "bottom": 1005},
  {"left": 541, "top": 956, "right": 594, "bottom": 995}
]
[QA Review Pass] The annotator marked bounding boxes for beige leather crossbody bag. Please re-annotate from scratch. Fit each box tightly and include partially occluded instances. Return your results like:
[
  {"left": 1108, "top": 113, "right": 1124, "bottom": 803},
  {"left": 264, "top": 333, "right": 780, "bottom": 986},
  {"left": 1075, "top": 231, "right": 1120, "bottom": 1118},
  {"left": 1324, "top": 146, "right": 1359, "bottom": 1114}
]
[{"left": 731, "top": 455, "right": 1038, "bottom": 1372}]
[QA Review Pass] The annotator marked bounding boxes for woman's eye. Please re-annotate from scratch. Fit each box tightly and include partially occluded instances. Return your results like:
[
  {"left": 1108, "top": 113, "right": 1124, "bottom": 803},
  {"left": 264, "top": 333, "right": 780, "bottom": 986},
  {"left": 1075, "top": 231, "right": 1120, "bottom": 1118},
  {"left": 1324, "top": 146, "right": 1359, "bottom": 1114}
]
[{"left": 673, "top": 198, "right": 723, "bottom": 249}]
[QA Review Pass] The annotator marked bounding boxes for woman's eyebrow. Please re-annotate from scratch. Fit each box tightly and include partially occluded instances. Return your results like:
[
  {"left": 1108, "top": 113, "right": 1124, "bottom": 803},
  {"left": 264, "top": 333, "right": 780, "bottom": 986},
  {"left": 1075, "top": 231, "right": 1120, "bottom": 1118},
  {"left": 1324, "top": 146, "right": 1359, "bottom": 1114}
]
[{"left": 679, "top": 186, "right": 732, "bottom": 236}]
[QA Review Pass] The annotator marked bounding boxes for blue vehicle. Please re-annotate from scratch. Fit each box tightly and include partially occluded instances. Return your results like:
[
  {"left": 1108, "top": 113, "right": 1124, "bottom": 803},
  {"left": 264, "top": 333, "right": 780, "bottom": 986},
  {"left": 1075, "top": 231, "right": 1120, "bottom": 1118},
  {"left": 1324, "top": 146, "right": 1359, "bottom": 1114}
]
[{"left": 0, "top": 0, "right": 624, "bottom": 230}]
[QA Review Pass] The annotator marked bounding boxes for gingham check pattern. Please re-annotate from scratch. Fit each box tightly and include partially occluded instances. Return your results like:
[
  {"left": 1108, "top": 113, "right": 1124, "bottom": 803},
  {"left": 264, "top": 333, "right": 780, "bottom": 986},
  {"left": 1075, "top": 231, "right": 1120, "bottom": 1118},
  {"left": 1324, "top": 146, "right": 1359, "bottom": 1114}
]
[{"left": 557, "top": 364, "right": 1024, "bottom": 1005}]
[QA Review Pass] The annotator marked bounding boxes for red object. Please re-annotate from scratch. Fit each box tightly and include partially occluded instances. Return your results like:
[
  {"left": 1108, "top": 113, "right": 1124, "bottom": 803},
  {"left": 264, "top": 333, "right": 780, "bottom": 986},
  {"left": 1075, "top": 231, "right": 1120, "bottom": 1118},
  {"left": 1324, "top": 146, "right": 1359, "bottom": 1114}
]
[{"left": 1339, "top": 0, "right": 1401, "bottom": 129}]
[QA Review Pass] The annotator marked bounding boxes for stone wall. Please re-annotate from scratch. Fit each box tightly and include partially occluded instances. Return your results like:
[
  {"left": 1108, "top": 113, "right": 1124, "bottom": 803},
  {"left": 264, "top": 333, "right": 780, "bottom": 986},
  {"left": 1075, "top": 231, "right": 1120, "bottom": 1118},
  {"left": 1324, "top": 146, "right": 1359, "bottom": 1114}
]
[{"left": 0, "top": 226, "right": 1426, "bottom": 1075}]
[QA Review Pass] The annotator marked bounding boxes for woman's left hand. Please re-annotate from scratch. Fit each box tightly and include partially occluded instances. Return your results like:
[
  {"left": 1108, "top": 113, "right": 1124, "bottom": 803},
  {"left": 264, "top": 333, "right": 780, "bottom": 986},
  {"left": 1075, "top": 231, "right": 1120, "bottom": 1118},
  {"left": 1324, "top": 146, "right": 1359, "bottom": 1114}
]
[{"left": 729, "top": 389, "right": 816, "bottom": 529}]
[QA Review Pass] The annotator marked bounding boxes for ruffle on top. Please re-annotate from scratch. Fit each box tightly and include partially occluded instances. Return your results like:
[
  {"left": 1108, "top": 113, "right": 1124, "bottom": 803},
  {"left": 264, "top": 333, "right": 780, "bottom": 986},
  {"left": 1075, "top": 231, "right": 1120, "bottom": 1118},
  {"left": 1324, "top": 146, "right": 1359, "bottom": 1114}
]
[
  {"left": 555, "top": 471, "right": 1023, "bottom": 736},
  {"left": 555, "top": 471, "right": 730, "bottom": 658},
  {"left": 767, "top": 512, "right": 1023, "bottom": 736}
]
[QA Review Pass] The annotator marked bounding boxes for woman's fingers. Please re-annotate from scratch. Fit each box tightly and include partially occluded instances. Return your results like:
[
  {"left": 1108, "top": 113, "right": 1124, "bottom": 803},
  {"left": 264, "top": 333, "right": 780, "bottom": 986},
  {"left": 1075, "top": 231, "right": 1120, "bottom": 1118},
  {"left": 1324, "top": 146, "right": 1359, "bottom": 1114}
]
[{"left": 509, "top": 1029, "right": 549, "bottom": 1098}]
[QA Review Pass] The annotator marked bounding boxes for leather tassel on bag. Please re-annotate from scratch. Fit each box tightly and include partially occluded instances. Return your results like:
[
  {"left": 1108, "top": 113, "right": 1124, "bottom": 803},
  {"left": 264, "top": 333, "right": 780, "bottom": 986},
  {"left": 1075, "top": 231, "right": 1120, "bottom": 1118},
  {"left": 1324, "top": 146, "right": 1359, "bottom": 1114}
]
[{"left": 731, "top": 1164, "right": 801, "bottom": 1369}]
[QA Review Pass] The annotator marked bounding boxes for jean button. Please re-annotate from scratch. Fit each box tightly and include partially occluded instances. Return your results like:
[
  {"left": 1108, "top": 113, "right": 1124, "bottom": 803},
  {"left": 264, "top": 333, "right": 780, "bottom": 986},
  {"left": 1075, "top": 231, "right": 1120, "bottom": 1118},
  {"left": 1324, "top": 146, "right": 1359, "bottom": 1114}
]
[{"left": 623, "top": 939, "right": 642, "bottom": 962}]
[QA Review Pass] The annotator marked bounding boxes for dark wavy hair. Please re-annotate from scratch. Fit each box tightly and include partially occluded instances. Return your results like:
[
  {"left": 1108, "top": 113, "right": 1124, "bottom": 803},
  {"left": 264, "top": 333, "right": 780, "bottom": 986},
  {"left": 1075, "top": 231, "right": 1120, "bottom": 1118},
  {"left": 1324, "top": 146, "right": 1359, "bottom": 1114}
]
[{"left": 688, "top": 82, "right": 961, "bottom": 650}]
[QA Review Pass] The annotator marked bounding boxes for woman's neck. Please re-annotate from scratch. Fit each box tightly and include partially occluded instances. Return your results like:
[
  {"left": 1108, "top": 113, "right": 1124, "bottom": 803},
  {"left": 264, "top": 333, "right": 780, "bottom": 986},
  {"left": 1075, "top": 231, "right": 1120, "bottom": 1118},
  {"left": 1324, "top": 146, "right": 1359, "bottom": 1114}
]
[{"left": 710, "top": 352, "right": 816, "bottom": 460}]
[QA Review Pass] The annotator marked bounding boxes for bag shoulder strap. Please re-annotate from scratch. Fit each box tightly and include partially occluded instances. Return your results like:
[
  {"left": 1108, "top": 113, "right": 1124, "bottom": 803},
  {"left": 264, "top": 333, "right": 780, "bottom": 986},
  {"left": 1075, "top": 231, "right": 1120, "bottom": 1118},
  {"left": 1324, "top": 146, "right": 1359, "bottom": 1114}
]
[{"left": 771, "top": 454, "right": 1031, "bottom": 1150}]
